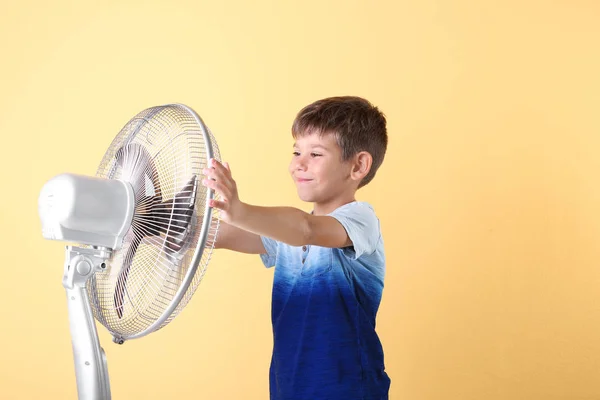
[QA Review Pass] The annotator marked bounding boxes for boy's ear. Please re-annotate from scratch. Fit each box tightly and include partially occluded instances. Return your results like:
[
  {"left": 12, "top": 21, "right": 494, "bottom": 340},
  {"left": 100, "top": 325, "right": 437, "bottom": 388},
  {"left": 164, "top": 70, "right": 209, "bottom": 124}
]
[{"left": 350, "top": 151, "right": 372, "bottom": 182}]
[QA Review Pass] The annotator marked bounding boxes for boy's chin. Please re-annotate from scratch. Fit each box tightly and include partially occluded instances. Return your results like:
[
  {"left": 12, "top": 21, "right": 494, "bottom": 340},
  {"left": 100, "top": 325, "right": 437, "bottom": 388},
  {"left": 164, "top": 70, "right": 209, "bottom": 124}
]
[
  {"left": 296, "top": 190, "right": 319, "bottom": 203},
  {"left": 298, "top": 194, "right": 315, "bottom": 202}
]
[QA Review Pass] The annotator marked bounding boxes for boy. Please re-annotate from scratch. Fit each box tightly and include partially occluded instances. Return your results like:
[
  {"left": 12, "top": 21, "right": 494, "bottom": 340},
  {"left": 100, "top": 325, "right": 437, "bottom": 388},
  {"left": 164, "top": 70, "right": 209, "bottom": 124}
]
[{"left": 201, "top": 96, "right": 390, "bottom": 400}]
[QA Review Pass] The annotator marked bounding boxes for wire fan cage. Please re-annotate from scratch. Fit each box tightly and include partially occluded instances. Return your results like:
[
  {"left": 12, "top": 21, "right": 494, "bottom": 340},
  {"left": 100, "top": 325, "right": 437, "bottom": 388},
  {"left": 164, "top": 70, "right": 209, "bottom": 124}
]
[{"left": 90, "top": 104, "right": 220, "bottom": 341}]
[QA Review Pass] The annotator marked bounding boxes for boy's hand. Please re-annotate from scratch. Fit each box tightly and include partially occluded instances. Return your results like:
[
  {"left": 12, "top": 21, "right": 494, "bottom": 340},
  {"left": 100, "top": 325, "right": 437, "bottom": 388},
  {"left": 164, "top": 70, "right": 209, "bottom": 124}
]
[{"left": 201, "top": 159, "right": 242, "bottom": 224}]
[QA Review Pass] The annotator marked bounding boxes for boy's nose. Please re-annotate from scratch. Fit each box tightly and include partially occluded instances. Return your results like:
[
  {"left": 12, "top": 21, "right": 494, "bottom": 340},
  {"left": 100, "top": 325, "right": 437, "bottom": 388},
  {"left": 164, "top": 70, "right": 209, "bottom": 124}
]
[{"left": 294, "top": 158, "right": 308, "bottom": 171}]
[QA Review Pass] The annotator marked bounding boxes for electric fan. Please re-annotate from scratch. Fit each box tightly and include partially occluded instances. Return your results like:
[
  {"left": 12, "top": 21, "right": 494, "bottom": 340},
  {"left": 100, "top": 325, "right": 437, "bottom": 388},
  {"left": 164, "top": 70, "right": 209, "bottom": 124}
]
[{"left": 37, "top": 104, "right": 221, "bottom": 399}]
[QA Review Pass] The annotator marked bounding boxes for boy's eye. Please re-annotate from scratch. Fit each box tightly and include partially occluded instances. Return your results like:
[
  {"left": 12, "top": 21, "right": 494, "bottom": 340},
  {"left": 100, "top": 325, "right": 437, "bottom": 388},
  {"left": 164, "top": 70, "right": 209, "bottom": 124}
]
[{"left": 292, "top": 151, "right": 322, "bottom": 157}]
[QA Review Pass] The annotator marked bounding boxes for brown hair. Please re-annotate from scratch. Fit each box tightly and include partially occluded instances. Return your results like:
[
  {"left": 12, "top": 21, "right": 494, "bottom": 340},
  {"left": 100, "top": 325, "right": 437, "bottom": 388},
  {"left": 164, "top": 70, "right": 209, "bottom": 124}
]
[{"left": 292, "top": 96, "right": 387, "bottom": 188}]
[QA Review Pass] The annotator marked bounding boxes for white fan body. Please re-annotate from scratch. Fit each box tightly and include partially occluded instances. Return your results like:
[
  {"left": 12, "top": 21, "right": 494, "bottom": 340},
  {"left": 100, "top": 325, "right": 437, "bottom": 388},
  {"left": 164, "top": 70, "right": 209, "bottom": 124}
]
[
  {"left": 39, "top": 174, "right": 135, "bottom": 249},
  {"left": 38, "top": 174, "right": 136, "bottom": 399},
  {"left": 38, "top": 104, "right": 219, "bottom": 400},
  {"left": 62, "top": 246, "right": 113, "bottom": 400}
]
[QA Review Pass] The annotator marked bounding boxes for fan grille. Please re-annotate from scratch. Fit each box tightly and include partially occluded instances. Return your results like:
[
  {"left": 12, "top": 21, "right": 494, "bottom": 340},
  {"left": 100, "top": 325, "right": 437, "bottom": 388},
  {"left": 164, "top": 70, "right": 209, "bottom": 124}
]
[{"left": 90, "top": 104, "right": 220, "bottom": 340}]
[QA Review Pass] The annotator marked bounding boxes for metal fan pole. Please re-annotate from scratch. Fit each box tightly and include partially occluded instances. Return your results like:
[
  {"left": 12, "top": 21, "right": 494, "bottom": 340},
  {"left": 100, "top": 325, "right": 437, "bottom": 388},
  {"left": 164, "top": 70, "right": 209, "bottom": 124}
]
[{"left": 63, "top": 246, "right": 112, "bottom": 400}]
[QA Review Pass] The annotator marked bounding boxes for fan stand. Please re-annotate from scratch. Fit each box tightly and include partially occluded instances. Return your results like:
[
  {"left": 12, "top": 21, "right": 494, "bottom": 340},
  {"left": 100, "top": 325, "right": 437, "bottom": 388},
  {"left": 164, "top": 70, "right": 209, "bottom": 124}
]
[{"left": 63, "top": 245, "right": 113, "bottom": 400}]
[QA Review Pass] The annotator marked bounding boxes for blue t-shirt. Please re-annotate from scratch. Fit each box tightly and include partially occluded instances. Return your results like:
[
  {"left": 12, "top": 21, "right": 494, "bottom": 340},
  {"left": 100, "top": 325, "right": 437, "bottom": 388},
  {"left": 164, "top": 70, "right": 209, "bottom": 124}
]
[{"left": 260, "top": 201, "right": 390, "bottom": 400}]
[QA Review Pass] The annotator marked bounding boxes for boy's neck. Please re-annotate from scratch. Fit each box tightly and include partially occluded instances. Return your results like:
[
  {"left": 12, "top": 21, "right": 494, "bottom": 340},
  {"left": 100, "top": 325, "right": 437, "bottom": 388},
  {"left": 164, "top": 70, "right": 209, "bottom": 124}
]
[{"left": 312, "top": 195, "right": 357, "bottom": 216}]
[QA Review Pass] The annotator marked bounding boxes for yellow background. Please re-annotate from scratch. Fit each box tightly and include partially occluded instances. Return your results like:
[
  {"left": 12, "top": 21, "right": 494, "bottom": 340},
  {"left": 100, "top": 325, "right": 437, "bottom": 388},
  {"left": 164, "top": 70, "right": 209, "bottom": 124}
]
[{"left": 1, "top": 1, "right": 600, "bottom": 399}]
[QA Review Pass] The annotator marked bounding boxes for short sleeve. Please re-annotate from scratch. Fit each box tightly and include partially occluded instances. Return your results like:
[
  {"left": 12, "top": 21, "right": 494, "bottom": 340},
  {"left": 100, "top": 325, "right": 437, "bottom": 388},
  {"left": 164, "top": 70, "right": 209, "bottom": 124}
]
[
  {"left": 259, "top": 235, "right": 278, "bottom": 268},
  {"left": 328, "top": 201, "right": 381, "bottom": 260}
]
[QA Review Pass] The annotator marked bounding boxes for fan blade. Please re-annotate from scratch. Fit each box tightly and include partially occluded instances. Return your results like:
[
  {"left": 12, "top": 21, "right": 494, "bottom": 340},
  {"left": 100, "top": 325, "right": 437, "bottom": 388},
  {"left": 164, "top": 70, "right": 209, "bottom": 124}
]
[
  {"left": 115, "top": 143, "right": 163, "bottom": 202},
  {"left": 133, "top": 194, "right": 165, "bottom": 237},
  {"left": 113, "top": 176, "right": 198, "bottom": 318},
  {"left": 114, "top": 237, "right": 141, "bottom": 319},
  {"left": 161, "top": 175, "right": 198, "bottom": 253}
]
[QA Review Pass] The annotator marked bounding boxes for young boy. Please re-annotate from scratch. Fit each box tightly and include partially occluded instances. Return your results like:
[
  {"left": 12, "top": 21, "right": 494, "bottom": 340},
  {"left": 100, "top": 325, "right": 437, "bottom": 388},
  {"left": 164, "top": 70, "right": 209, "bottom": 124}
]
[{"left": 201, "top": 96, "right": 390, "bottom": 400}]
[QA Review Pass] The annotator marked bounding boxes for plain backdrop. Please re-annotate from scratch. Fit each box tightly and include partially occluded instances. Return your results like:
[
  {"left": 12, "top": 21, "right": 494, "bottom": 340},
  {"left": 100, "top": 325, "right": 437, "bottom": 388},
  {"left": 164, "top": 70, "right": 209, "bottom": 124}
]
[{"left": 1, "top": 1, "right": 600, "bottom": 399}]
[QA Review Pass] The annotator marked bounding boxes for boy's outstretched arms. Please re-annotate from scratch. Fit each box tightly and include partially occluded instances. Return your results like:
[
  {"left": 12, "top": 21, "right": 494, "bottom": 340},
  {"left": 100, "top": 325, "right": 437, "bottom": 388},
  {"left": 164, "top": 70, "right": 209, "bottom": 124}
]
[
  {"left": 213, "top": 221, "right": 267, "bottom": 254},
  {"left": 202, "top": 159, "right": 352, "bottom": 249}
]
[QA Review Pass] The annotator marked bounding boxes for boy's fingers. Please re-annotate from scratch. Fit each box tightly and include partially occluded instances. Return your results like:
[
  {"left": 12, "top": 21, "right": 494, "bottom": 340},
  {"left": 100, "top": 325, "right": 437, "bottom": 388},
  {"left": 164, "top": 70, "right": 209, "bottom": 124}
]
[
  {"left": 209, "top": 159, "right": 227, "bottom": 177},
  {"left": 210, "top": 158, "right": 223, "bottom": 170},
  {"left": 211, "top": 159, "right": 232, "bottom": 177},
  {"left": 202, "top": 178, "right": 223, "bottom": 193},
  {"left": 209, "top": 199, "right": 227, "bottom": 210},
  {"left": 202, "top": 172, "right": 235, "bottom": 199},
  {"left": 202, "top": 168, "right": 215, "bottom": 179},
  {"left": 204, "top": 160, "right": 235, "bottom": 195},
  {"left": 208, "top": 162, "right": 235, "bottom": 189},
  {"left": 204, "top": 163, "right": 224, "bottom": 180}
]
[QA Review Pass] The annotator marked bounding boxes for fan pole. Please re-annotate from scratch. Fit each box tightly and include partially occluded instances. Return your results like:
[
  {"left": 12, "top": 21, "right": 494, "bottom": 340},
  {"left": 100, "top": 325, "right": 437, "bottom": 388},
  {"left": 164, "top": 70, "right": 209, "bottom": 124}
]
[{"left": 63, "top": 246, "right": 112, "bottom": 400}]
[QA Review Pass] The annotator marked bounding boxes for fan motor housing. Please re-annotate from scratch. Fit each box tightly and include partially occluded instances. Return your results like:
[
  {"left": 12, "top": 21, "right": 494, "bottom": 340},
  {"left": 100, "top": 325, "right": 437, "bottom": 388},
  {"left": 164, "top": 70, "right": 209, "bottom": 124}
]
[{"left": 38, "top": 173, "right": 135, "bottom": 249}]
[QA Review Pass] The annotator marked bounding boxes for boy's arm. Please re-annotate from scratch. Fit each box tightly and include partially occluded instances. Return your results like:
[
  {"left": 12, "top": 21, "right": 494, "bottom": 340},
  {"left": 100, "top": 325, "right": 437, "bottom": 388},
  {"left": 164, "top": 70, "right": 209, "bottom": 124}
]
[
  {"left": 202, "top": 160, "right": 351, "bottom": 248},
  {"left": 213, "top": 221, "right": 267, "bottom": 254},
  {"left": 229, "top": 204, "right": 351, "bottom": 248}
]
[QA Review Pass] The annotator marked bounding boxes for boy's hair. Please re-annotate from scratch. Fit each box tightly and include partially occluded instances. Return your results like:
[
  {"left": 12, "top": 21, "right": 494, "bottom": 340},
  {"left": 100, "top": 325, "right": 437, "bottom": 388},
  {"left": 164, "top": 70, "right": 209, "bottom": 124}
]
[{"left": 292, "top": 96, "right": 387, "bottom": 188}]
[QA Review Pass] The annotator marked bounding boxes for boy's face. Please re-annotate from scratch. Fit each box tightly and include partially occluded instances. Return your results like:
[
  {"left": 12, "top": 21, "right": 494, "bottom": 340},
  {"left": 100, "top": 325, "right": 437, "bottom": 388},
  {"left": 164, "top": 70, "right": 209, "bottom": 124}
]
[{"left": 289, "top": 132, "right": 354, "bottom": 205}]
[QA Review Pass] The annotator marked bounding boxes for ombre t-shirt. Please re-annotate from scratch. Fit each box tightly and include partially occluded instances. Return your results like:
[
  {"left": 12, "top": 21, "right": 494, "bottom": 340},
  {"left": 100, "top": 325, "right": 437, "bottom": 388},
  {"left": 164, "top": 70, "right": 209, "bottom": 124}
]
[{"left": 260, "top": 201, "right": 390, "bottom": 400}]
